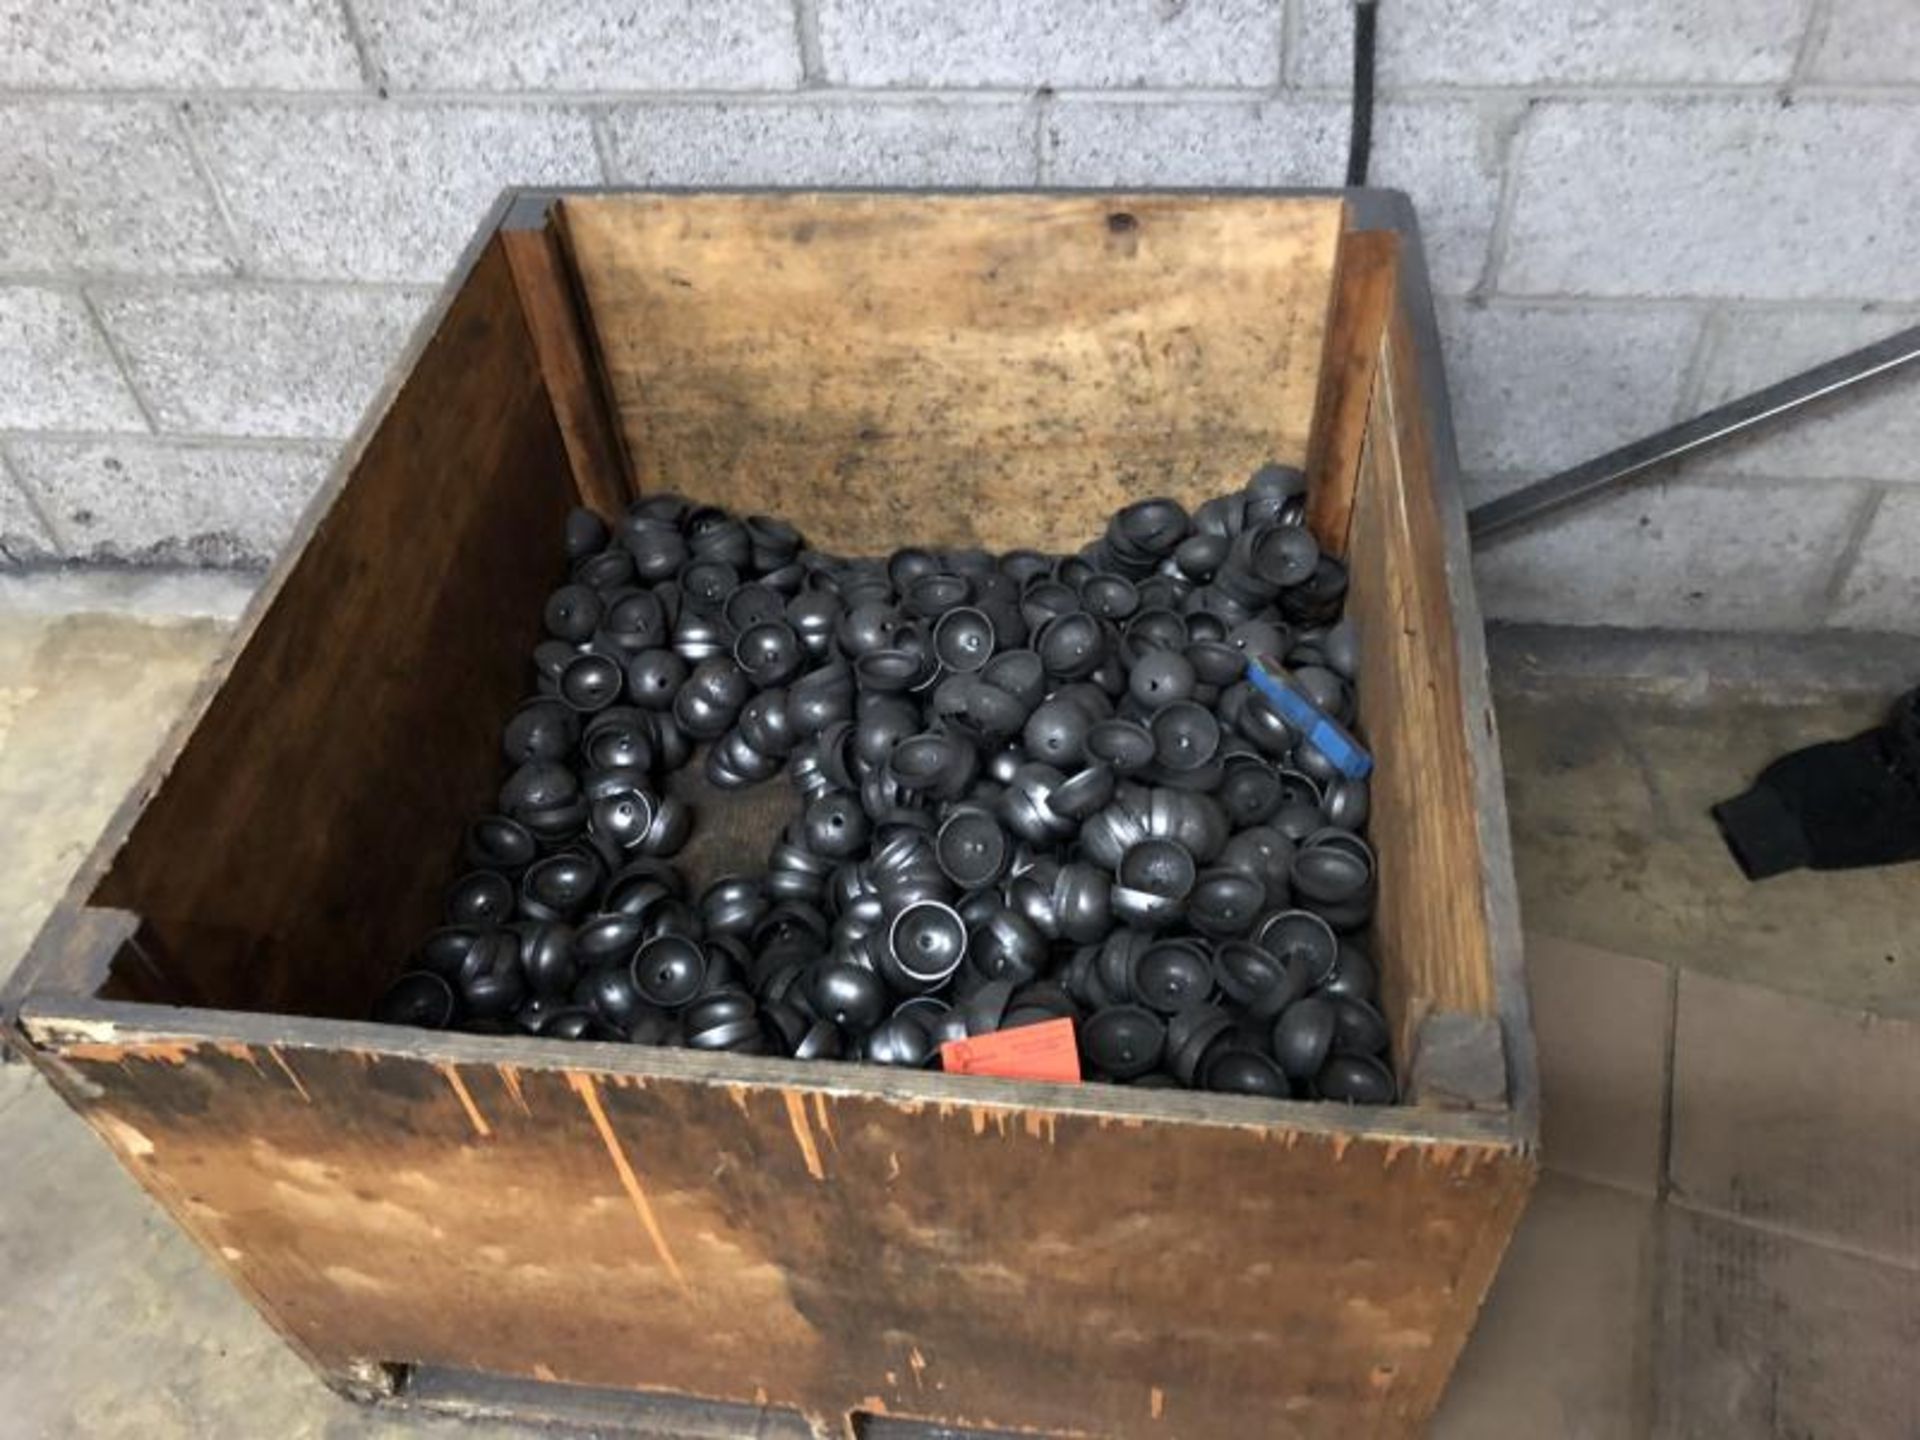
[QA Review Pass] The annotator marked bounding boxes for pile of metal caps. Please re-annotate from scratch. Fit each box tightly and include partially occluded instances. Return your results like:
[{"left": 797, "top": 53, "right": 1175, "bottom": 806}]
[{"left": 374, "top": 462, "right": 1394, "bottom": 1103}]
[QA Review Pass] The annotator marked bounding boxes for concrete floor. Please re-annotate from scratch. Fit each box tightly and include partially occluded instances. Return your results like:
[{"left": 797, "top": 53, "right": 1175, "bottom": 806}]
[{"left": 0, "top": 596, "right": 1915, "bottom": 1438}]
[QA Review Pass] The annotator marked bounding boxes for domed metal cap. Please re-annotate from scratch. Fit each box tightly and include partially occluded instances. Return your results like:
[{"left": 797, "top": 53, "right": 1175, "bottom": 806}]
[
  {"left": 1188, "top": 869, "right": 1266, "bottom": 938},
  {"left": 374, "top": 971, "right": 456, "bottom": 1028},
  {"left": 1086, "top": 717, "right": 1156, "bottom": 775},
  {"left": 809, "top": 961, "right": 888, "bottom": 1031},
  {"left": 631, "top": 934, "right": 708, "bottom": 1008},
  {"left": 936, "top": 807, "right": 1010, "bottom": 888},
  {"left": 503, "top": 698, "right": 579, "bottom": 764},
  {"left": 1174, "top": 533, "right": 1230, "bottom": 582},
  {"left": 544, "top": 583, "right": 603, "bottom": 643},
  {"left": 1080, "top": 574, "right": 1140, "bottom": 621},
  {"left": 558, "top": 652, "right": 624, "bottom": 713},
  {"left": 932, "top": 606, "right": 997, "bottom": 673},
  {"left": 967, "top": 908, "right": 1047, "bottom": 986},
  {"left": 1272, "top": 994, "right": 1337, "bottom": 1080},
  {"left": 1167, "top": 1003, "right": 1234, "bottom": 1086},
  {"left": 982, "top": 648, "right": 1047, "bottom": 710},
  {"left": 1110, "top": 497, "right": 1189, "bottom": 557},
  {"left": 1150, "top": 700, "right": 1220, "bottom": 772},
  {"left": 1050, "top": 861, "right": 1113, "bottom": 945},
  {"left": 446, "top": 870, "right": 514, "bottom": 927},
  {"left": 1212, "top": 938, "right": 1307, "bottom": 1021},
  {"left": 786, "top": 589, "right": 845, "bottom": 658},
  {"left": 564, "top": 506, "right": 610, "bottom": 560},
  {"left": 679, "top": 558, "right": 739, "bottom": 614},
  {"left": 1120, "top": 837, "right": 1197, "bottom": 901},
  {"left": 734, "top": 620, "right": 804, "bottom": 687},
  {"left": 724, "top": 582, "right": 787, "bottom": 636},
  {"left": 1203, "top": 1047, "right": 1290, "bottom": 1097},
  {"left": 1082, "top": 1005, "right": 1166, "bottom": 1080},
  {"left": 1035, "top": 612, "right": 1109, "bottom": 680},
  {"left": 1255, "top": 908, "right": 1339, "bottom": 988},
  {"left": 886, "top": 901, "right": 968, "bottom": 992},
  {"left": 1134, "top": 940, "right": 1214, "bottom": 1015},
  {"left": 1046, "top": 763, "right": 1116, "bottom": 822},
  {"left": 624, "top": 648, "right": 688, "bottom": 711},
  {"left": 1023, "top": 697, "right": 1094, "bottom": 768},
  {"left": 520, "top": 851, "right": 603, "bottom": 920},
  {"left": 1331, "top": 996, "right": 1391, "bottom": 1057},
  {"left": 855, "top": 647, "right": 930, "bottom": 694},
  {"left": 865, "top": 1014, "right": 937, "bottom": 1067},
  {"left": 588, "top": 788, "right": 655, "bottom": 851},
  {"left": 1314, "top": 1051, "right": 1395, "bottom": 1104},
  {"left": 623, "top": 521, "right": 690, "bottom": 583},
  {"left": 1128, "top": 648, "right": 1197, "bottom": 711},
  {"left": 463, "top": 814, "right": 537, "bottom": 873},
  {"left": 905, "top": 571, "right": 973, "bottom": 618},
  {"left": 1322, "top": 940, "right": 1378, "bottom": 1004}
]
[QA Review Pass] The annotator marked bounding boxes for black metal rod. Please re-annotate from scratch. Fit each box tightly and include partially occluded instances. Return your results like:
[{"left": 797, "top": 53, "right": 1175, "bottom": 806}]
[{"left": 1469, "top": 322, "right": 1920, "bottom": 542}]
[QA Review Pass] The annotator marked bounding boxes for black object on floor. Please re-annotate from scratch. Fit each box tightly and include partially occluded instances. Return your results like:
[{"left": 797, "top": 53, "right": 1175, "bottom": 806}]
[{"left": 1712, "top": 688, "right": 1920, "bottom": 880}]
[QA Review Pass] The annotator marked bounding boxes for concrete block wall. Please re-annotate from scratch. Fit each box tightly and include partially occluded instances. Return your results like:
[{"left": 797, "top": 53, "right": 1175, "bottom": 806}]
[{"left": 1, "top": 0, "right": 1915, "bottom": 631}]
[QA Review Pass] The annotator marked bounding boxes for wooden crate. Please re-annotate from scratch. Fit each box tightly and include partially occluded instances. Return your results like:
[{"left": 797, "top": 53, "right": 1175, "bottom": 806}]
[{"left": 0, "top": 190, "right": 1536, "bottom": 1440}]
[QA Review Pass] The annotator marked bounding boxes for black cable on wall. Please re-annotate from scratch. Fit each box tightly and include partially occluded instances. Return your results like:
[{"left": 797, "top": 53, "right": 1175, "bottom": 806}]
[{"left": 1345, "top": 0, "right": 1379, "bottom": 187}]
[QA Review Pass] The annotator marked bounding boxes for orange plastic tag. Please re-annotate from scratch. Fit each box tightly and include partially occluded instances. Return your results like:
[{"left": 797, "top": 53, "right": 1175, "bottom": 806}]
[{"left": 940, "top": 1018, "right": 1081, "bottom": 1084}]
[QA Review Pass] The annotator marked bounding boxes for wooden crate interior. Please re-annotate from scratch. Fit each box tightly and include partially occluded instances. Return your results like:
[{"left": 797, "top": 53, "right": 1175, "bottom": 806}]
[
  {"left": 64, "top": 195, "right": 1496, "bottom": 1109},
  {"left": 87, "top": 238, "right": 583, "bottom": 1018},
  {"left": 560, "top": 192, "right": 1344, "bottom": 554}
]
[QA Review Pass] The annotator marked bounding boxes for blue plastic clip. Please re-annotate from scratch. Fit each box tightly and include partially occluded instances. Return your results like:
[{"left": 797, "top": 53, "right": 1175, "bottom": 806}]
[{"left": 1245, "top": 659, "right": 1374, "bottom": 780}]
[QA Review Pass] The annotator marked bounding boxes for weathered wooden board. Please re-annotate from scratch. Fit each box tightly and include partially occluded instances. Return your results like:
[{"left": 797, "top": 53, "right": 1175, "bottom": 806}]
[
  {"left": 1306, "top": 229, "right": 1400, "bottom": 559},
  {"left": 562, "top": 193, "right": 1345, "bottom": 555},
  {"left": 1346, "top": 301, "right": 1495, "bottom": 1074},
  {"left": 90, "top": 238, "right": 578, "bottom": 1020},
  {"left": 25, "top": 1013, "right": 1529, "bottom": 1440},
  {"left": 502, "top": 204, "right": 634, "bottom": 518}
]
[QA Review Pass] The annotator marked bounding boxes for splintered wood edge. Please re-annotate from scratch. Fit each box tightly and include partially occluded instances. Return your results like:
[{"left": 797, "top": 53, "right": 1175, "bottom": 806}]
[{"left": 18, "top": 995, "right": 1526, "bottom": 1152}]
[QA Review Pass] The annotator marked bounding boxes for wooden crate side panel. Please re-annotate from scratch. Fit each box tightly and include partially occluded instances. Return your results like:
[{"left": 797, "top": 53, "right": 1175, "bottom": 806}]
[
  {"left": 53, "top": 1034, "right": 1527, "bottom": 1440},
  {"left": 501, "top": 212, "right": 635, "bottom": 517},
  {"left": 1346, "top": 303, "right": 1495, "bottom": 1069},
  {"left": 92, "top": 240, "right": 578, "bottom": 1019},
  {"left": 561, "top": 193, "right": 1344, "bottom": 555},
  {"left": 1305, "top": 229, "right": 1400, "bottom": 559}
]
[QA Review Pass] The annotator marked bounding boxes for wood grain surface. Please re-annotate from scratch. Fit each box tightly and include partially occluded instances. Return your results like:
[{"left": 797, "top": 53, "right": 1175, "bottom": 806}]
[
  {"left": 1305, "top": 230, "right": 1400, "bottom": 559},
  {"left": 562, "top": 192, "right": 1343, "bottom": 555},
  {"left": 91, "top": 238, "right": 578, "bottom": 1018},
  {"left": 26, "top": 1019, "right": 1529, "bottom": 1440}
]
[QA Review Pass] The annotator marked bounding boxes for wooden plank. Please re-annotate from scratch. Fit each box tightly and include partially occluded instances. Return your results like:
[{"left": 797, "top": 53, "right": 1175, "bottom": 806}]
[
  {"left": 501, "top": 207, "right": 635, "bottom": 517},
  {"left": 87, "top": 237, "right": 577, "bottom": 1019},
  {"left": 561, "top": 192, "right": 1344, "bottom": 555},
  {"left": 1346, "top": 304, "right": 1496, "bottom": 1079},
  {"left": 31, "top": 1021, "right": 1530, "bottom": 1440},
  {"left": 1305, "top": 229, "right": 1400, "bottom": 558}
]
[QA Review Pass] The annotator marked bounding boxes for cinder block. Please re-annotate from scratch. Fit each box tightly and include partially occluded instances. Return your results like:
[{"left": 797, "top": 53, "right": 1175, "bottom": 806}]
[
  {"left": 0, "top": 460, "right": 58, "bottom": 563},
  {"left": 0, "top": 103, "right": 237, "bottom": 277},
  {"left": 1471, "top": 475, "right": 1866, "bottom": 631},
  {"left": 0, "top": 287, "right": 146, "bottom": 432},
  {"left": 1438, "top": 299, "right": 1703, "bottom": 477},
  {"left": 0, "top": 0, "right": 362, "bottom": 89},
  {"left": 1291, "top": 0, "right": 1810, "bottom": 87},
  {"left": 1832, "top": 489, "right": 1920, "bottom": 634},
  {"left": 818, "top": 0, "right": 1282, "bottom": 88},
  {"left": 1688, "top": 306, "right": 1920, "bottom": 485},
  {"left": 354, "top": 0, "right": 802, "bottom": 92},
  {"left": 8, "top": 439, "right": 333, "bottom": 569},
  {"left": 1805, "top": 0, "right": 1920, "bottom": 85},
  {"left": 1043, "top": 98, "right": 1500, "bottom": 293},
  {"left": 189, "top": 104, "right": 601, "bottom": 283},
  {"left": 95, "top": 285, "right": 433, "bottom": 440},
  {"left": 1501, "top": 100, "right": 1920, "bottom": 302},
  {"left": 1369, "top": 101, "right": 1511, "bottom": 296},
  {"left": 603, "top": 99, "right": 1038, "bottom": 187},
  {"left": 1043, "top": 97, "right": 1345, "bottom": 187}
]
